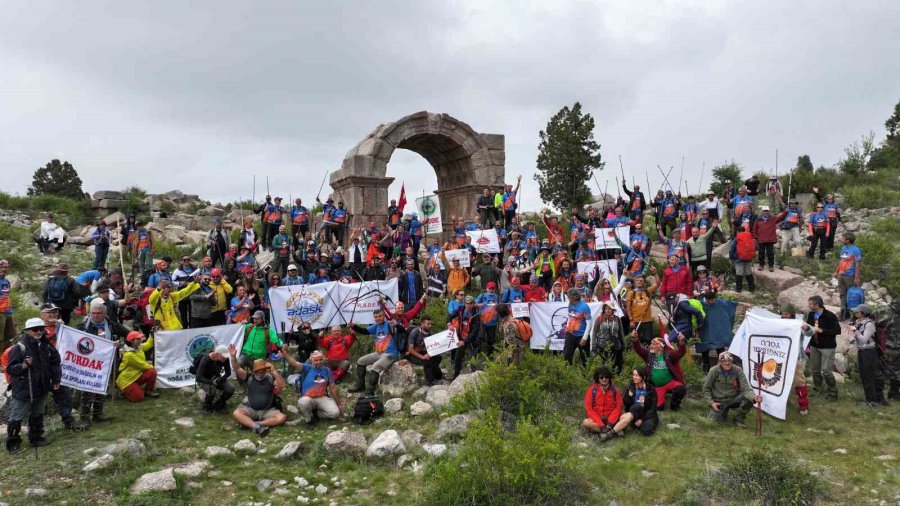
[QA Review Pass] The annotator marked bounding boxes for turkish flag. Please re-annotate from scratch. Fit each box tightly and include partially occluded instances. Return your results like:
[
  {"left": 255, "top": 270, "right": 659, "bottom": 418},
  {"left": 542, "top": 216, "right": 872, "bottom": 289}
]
[{"left": 398, "top": 183, "right": 407, "bottom": 212}]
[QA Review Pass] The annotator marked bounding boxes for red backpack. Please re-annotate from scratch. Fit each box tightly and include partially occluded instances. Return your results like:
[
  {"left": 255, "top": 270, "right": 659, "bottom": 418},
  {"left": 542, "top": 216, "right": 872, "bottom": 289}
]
[{"left": 735, "top": 231, "right": 756, "bottom": 262}]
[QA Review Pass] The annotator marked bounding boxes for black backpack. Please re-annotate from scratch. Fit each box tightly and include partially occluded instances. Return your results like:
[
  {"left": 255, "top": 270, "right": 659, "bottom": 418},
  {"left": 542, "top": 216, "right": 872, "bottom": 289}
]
[
  {"left": 352, "top": 395, "right": 384, "bottom": 425},
  {"left": 46, "top": 276, "right": 69, "bottom": 303},
  {"left": 140, "top": 268, "right": 155, "bottom": 288},
  {"left": 188, "top": 353, "right": 206, "bottom": 375}
]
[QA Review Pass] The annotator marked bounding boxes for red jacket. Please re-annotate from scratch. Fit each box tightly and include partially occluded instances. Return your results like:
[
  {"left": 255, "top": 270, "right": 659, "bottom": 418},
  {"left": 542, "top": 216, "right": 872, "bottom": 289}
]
[
  {"left": 318, "top": 334, "right": 355, "bottom": 361},
  {"left": 752, "top": 212, "right": 785, "bottom": 244},
  {"left": 379, "top": 299, "right": 424, "bottom": 327},
  {"left": 584, "top": 383, "right": 622, "bottom": 426},
  {"left": 659, "top": 266, "right": 693, "bottom": 300},
  {"left": 523, "top": 286, "right": 546, "bottom": 302},
  {"left": 632, "top": 338, "right": 687, "bottom": 383}
]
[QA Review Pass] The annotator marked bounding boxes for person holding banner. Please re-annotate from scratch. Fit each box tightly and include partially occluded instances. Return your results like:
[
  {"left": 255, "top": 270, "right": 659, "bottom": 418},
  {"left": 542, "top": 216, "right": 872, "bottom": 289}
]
[
  {"left": 450, "top": 296, "right": 480, "bottom": 378},
  {"left": 702, "top": 351, "right": 760, "bottom": 428},
  {"left": 4, "top": 318, "right": 60, "bottom": 454},
  {"left": 406, "top": 316, "right": 444, "bottom": 386},
  {"left": 77, "top": 301, "right": 129, "bottom": 425},
  {"left": 496, "top": 304, "right": 526, "bottom": 366},
  {"left": 228, "top": 344, "right": 287, "bottom": 436},
  {"left": 117, "top": 331, "right": 159, "bottom": 402},
  {"left": 348, "top": 309, "right": 399, "bottom": 396}
]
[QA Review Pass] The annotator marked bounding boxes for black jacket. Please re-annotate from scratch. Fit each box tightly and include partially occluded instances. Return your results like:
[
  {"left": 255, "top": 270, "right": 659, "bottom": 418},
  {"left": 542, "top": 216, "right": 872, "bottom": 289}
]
[
  {"left": 43, "top": 275, "right": 81, "bottom": 310},
  {"left": 77, "top": 317, "right": 130, "bottom": 342},
  {"left": 195, "top": 354, "right": 231, "bottom": 385},
  {"left": 397, "top": 270, "right": 424, "bottom": 306},
  {"left": 6, "top": 335, "right": 61, "bottom": 401},
  {"left": 623, "top": 382, "right": 659, "bottom": 423},
  {"left": 805, "top": 309, "right": 841, "bottom": 349}
]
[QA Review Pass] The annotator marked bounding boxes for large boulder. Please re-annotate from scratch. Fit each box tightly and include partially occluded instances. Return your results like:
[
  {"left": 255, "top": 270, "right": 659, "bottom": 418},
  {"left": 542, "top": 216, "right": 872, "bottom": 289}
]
[
  {"left": 776, "top": 280, "right": 840, "bottom": 312},
  {"left": 103, "top": 211, "right": 127, "bottom": 225},
  {"left": 366, "top": 430, "right": 406, "bottom": 459},
  {"left": 448, "top": 371, "right": 484, "bottom": 399},
  {"left": 323, "top": 430, "right": 367, "bottom": 457},
  {"left": 753, "top": 268, "right": 803, "bottom": 293},
  {"left": 93, "top": 190, "right": 126, "bottom": 200},
  {"left": 436, "top": 413, "right": 475, "bottom": 440},
  {"left": 101, "top": 438, "right": 146, "bottom": 456},
  {"left": 130, "top": 468, "right": 177, "bottom": 494},
  {"left": 425, "top": 385, "right": 451, "bottom": 408},
  {"left": 379, "top": 360, "right": 419, "bottom": 396}
]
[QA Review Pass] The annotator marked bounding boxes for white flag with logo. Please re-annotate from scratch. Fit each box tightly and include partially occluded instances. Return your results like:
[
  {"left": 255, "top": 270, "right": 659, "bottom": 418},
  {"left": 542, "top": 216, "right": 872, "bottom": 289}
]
[
  {"left": 423, "top": 328, "right": 459, "bottom": 356},
  {"left": 444, "top": 248, "right": 471, "bottom": 267},
  {"left": 154, "top": 324, "right": 245, "bottom": 388},
  {"left": 528, "top": 302, "right": 606, "bottom": 351},
  {"left": 269, "top": 279, "right": 399, "bottom": 331},
  {"left": 466, "top": 229, "right": 501, "bottom": 253},
  {"left": 728, "top": 310, "right": 808, "bottom": 420},
  {"left": 57, "top": 325, "right": 117, "bottom": 395},
  {"left": 416, "top": 194, "right": 443, "bottom": 235},
  {"left": 593, "top": 227, "right": 630, "bottom": 250},
  {"left": 577, "top": 260, "right": 618, "bottom": 284}
]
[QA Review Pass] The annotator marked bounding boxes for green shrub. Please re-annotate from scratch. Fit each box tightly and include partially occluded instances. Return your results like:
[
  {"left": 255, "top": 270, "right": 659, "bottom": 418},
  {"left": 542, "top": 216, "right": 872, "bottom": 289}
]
[
  {"left": 688, "top": 449, "right": 826, "bottom": 505},
  {"left": 0, "top": 191, "right": 93, "bottom": 227},
  {"left": 423, "top": 408, "right": 591, "bottom": 505},
  {"left": 843, "top": 185, "right": 900, "bottom": 209},
  {"left": 856, "top": 233, "right": 900, "bottom": 297}
]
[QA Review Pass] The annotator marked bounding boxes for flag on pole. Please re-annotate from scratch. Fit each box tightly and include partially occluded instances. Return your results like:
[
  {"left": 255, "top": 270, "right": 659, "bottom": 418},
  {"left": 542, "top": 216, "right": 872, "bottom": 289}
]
[{"left": 398, "top": 183, "right": 407, "bottom": 213}]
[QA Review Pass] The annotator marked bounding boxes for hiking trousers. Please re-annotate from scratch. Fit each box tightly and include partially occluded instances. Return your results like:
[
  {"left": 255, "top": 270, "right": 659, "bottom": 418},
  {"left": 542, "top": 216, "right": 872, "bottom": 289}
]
[
  {"left": 357, "top": 352, "right": 397, "bottom": 374},
  {"left": 858, "top": 348, "right": 885, "bottom": 403},
  {"left": 809, "top": 347, "right": 837, "bottom": 398}
]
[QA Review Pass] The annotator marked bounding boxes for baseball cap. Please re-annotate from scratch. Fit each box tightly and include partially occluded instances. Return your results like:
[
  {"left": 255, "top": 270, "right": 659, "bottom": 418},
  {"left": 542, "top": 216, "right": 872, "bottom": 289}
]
[
  {"left": 850, "top": 304, "right": 872, "bottom": 315},
  {"left": 211, "top": 268, "right": 222, "bottom": 277},
  {"left": 288, "top": 264, "right": 298, "bottom": 271},
  {"left": 486, "top": 282, "right": 497, "bottom": 289},
  {"left": 252, "top": 310, "right": 265, "bottom": 320},
  {"left": 465, "top": 295, "right": 475, "bottom": 303},
  {"left": 39, "top": 302, "right": 60, "bottom": 312}
]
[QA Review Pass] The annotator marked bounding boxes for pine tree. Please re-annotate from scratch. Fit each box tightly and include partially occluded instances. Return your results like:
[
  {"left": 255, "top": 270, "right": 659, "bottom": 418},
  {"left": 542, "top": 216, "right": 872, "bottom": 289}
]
[
  {"left": 28, "top": 159, "right": 87, "bottom": 199},
  {"left": 534, "top": 103, "right": 603, "bottom": 211}
]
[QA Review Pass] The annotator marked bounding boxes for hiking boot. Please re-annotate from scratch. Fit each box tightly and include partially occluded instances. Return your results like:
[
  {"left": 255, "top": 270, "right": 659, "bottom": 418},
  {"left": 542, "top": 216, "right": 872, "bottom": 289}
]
[
  {"left": 201, "top": 405, "right": 215, "bottom": 415},
  {"left": 757, "top": 265, "right": 764, "bottom": 271},
  {"left": 347, "top": 365, "right": 367, "bottom": 393},
  {"left": 255, "top": 425, "right": 270, "bottom": 437},
  {"left": 92, "top": 413, "right": 113, "bottom": 423},
  {"left": 799, "top": 409, "right": 809, "bottom": 416},
  {"left": 65, "top": 420, "right": 89, "bottom": 431},
  {"left": 304, "top": 419, "right": 316, "bottom": 430},
  {"left": 6, "top": 438, "right": 23, "bottom": 454},
  {"left": 145, "top": 390, "right": 160, "bottom": 398},
  {"left": 29, "top": 438, "right": 50, "bottom": 448},
  {"left": 768, "top": 266, "right": 774, "bottom": 272},
  {"left": 733, "top": 417, "right": 748, "bottom": 428}
]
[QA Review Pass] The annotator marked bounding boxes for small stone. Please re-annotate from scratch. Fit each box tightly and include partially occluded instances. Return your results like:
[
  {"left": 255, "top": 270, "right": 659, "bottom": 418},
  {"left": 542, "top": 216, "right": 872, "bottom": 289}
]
[
  {"left": 384, "top": 398, "right": 404, "bottom": 413},
  {"left": 436, "top": 413, "right": 474, "bottom": 440},
  {"left": 173, "top": 461, "right": 210, "bottom": 478},
  {"left": 315, "top": 484, "right": 328, "bottom": 495},
  {"left": 422, "top": 443, "right": 447, "bottom": 457},
  {"left": 666, "top": 424, "right": 681, "bottom": 430},
  {"left": 641, "top": 470, "right": 658, "bottom": 478},
  {"left": 323, "top": 430, "right": 367, "bottom": 457},
  {"left": 174, "top": 417, "right": 195, "bottom": 427},
  {"left": 297, "top": 496, "right": 309, "bottom": 504},
  {"left": 409, "top": 401, "right": 433, "bottom": 416},
  {"left": 397, "top": 454, "right": 415, "bottom": 469},
  {"left": 83, "top": 454, "right": 114, "bottom": 472},
  {"left": 136, "top": 429, "right": 153, "bottom": 439},
  {"left": 287, "top": 405, "right": 299, "bottom": 415},
  {"left": 232, "top": 439, "right": 257, "bottom": 454},
  {"left": 413, "top": 386, "right": 429, "bottom": 397},
  {"left": 366, "top": 430, "right": 406, "bottom": 459},
  {"left": 875, "top": 455, "right": 895, "bottom": 460},
  {"left": 205, "top": 446, "right": 234, "bottom": 457},
  {"left": 101, "top": 438, "right": 146, "bottom": 456},
  {"left": 425, "top": 385, "right": 451, "bottom": 408},
  {"left": 275, "top": 441, "right": 302, "bottom": 460},
  {"left": 131, "top": 468, "right": 177, "bottom": 494},
  {"left": 257, "top": 479, "right": 273, "bottom": 492},
  {"left": 274, "top": 488, "right": 290, "bottom": 496},
  {"left": 221, "top": 481, "right": 233, "bottom": 486},
  {"left": 25, "top": 488, "right": 47, "bottom": 498},
  {"left": 834, "top": 448, "right": 847, "bottom": 454},
  {"left": 294, "top": 476, "right": 309, "bottom": 487},
  {"left": 82, "top": 447, "right": 99, "bottom": 456}
]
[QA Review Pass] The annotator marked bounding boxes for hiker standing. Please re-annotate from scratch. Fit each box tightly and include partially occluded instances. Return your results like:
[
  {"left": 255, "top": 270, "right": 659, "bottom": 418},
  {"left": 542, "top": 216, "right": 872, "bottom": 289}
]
[
  {"left": 91, "top": 220, "right": 111, "bottom": 270},
  {"left": 42, "top": 263, "right": 80, "bottom": 325},
  {"left": 804, "top": 295, "right": 841, "bottom": 401}
]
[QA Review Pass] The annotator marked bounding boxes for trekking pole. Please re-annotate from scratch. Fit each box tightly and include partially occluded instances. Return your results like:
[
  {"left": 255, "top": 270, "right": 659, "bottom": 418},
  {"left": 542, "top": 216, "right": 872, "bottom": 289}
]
[
  {"left": 266, "top": 176, "right": 270, "bottom": 197},
  {"left": 618, "top": 155, "right": 626, "bottom": 185},
  {"left": 27, "top": 365, "right": 37, "bottom": 459},
  {"left": 755, "top": 350, "right": 764, "bottom": 437},
  {"left": 678, "top": 156, "right": 685, "bottom": 195},
  {"left": 615, "top": 176, "right": 622, "bottom": 200},
  {"left": 315, "top": 171, "right": 329, "bottom": 202},
  {"left": 698, "top": 162, "right": 705, "bottom": 195}
]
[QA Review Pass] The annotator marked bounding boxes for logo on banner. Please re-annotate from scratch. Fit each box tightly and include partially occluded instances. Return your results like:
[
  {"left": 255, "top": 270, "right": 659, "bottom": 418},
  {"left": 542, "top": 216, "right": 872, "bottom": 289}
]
[
  {"left": 549, "top": 307, "right": 570, "bottom": 343},
  {"left": 420, "top": 197, "right": 437, "bottom": 216},
  {"left": 186, "top": 334, "right": 216, "bottom": 362},
  {"left": 339, "top": 286, "right": 394, "bottom": 314},
  {"left": 77, "top": 337, "right": 95, "bottom": 355},
  {"left": 476, "top": 236, "right": 490, "bottom": 246},
  {"left": 748, "top": 334, "right": 791, "bottom": 397},
  {"left": 285, "top": 290, "right": 326, "bottom": 327}
]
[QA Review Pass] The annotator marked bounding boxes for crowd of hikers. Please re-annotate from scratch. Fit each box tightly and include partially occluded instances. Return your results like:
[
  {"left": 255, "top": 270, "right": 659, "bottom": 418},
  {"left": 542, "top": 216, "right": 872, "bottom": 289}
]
[{"left": 1, "top": 172, "right": 899, "bottom": 454}]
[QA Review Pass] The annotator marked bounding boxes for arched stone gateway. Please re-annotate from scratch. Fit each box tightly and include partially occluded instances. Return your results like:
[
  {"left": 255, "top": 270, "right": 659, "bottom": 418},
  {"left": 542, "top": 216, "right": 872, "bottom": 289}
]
[{"left": 329, "top": 111, "right": 505, "bottom": 237}]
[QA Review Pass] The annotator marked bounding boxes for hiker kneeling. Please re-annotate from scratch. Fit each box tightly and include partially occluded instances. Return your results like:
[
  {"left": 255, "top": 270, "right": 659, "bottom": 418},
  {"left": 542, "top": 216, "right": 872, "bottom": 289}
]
[
  {"left": 581, "top": 366, "right": 622, "bottom": 441},
  {"left": 228, "top": 344, "right": 286, "bottom": 436},
  {"left": 194, "top": 345, "right": 234, "bottom": 414},
  {"left": 702, "top": 351, "right": 760, "bottom": 428},
  {"left": 292, "top": 350, "right": 343, "bottom": 429},
  {"left": 118, "top": 331, "right": 159, "bottom": 402}
]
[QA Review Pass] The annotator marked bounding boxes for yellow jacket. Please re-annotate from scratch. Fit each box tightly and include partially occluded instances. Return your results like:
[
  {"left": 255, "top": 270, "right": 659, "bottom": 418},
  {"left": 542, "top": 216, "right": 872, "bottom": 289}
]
[
  {"left": 117, "top": 336, "right": 154, "bottom": 390},
  {"left": 211, "top": 280, "right": 233, "bottom": 312},
  {"left": 148, "top": 282, "right": 199, "bottom": 330}
]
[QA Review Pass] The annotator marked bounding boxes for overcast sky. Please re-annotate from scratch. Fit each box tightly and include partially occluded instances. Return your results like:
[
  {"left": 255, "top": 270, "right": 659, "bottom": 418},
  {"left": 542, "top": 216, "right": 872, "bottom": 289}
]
[{"left": 2, "top": 1, "right": 898, "bottom": 211}]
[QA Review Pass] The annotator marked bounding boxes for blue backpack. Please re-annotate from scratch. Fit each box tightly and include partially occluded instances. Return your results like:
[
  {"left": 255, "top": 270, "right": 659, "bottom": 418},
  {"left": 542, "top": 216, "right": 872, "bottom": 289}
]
[
  {"left": 847, "top": 286, "right": 865, "bottom": 310},
  {"left": 46, "top": 276, "right": 69, "bottom": 303}
]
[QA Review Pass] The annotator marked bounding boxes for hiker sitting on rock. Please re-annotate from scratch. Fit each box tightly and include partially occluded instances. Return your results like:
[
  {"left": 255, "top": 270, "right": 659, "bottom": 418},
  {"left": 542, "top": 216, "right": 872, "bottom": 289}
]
[
  {"left": 228, "top": 344, "right": 286, "bottom": 436},
  {"left": 285, "top": 350, "right": 343, "bottom": 429},
  {"left": 348, "top": 309, "right": 399, "bottom": 396},
  {"left": 317, "top": 325, "right": 355, "bottom": 384},
  {"left": 702, "top": 351, "right": 760, "bottom": 428}
]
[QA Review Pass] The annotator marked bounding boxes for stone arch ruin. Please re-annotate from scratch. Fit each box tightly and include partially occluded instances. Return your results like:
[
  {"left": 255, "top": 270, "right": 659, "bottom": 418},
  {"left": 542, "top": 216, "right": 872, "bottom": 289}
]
[{"left": 329, "top": 111, "right": 505, "bottom": 235}]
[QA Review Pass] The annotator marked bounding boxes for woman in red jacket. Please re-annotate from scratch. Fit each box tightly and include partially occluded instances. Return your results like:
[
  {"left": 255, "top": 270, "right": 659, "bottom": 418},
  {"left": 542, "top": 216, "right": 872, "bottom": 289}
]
[
  {"left": 581, "top": 366, "right": 622, "bottom": 438},
  {"left": 317, "top": 325, "right": 355, "bottom": 383},
  {"left": 751, "top": 206, "right": 786, "bottom": 272},
  {"left": 659, "top": 255, "right": 693, "bottom": 314}
]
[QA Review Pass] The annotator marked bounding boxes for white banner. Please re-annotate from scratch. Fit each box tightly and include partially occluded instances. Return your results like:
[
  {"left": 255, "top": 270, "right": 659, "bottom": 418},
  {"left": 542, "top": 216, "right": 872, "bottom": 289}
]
[
  {"left": 424, "top": 328, "right": 459, "bottom": 356},
  {"left": 416, "top": 195, "right": 443, "bottom": 235},
  {"left": 577, "top": 260, "right": 618, "bottom": 284},
  {"left": 593, "top": 227, "right": 630, "bottom": 250},
  {"left": 466, "top": 229, "right": 501, "bottom": 253},
  {"left": 444, "top": 248, "right": 471, "bottom": 268},
  {"left": 155, "top": 324, "right": 245, "bottom": 388},
  {"left": 511, "top": 302, "right": 531, "bottom": 319},
  {"left": 528, "top": 302, "right": 606, "bottom": 350},
  {"left": 728, "top": 310, "right": 806, "bottom": 420},
  {"left": 57, "top": 325, "right": 117, "bottom": 395},
  {"left": 269, "top": 279, "right": 399, "bottom": 331}
]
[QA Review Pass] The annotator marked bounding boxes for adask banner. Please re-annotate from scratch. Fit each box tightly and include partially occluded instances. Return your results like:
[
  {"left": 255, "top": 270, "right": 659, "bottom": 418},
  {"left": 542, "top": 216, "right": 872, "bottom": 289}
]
[
  {"left": 528, "top": 302, "right": 609, "bottom": 351},
  {"left": 728, "top": 309, "right": 807, "bottom": 420},
  {"left": 154, "top": 324, "right": 245, "bottom": 388},
  {"left": 269, "top": 278, "right": 398, "bottom": 331},
  {"left": 466, "top": 229, "right": 501, "bottom": 253},
  {"left": 57, "top": 325, "right": 117, "bottom": 395},
  {"left": 593, "top": 227, "right": 630, "bottom": 250},
  {"left": 415, "top": 195, "right": 443, "bottom": 235}
]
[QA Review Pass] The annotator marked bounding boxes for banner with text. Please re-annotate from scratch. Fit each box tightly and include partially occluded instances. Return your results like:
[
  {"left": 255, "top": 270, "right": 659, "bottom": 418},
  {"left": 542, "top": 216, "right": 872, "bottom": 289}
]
[
  {"left": 466, "top": 229, "right": 501, "bottom": 253},
  {"left": 416, "top": 195, "right": 443, "bottom": 235},
  {"left": 155, "top": 324, "right": 245, "bottom": 388},
  {"left": 444, "top": 248, "right": 471, "bottom": 267},
  {"left": 528, "top": 302, "right": 607, "bottom": 351},
  {"left": 593, "top": 227, "right": 630, "bottom": 250},
  {"left": 57, "top": 325, "right": 117, "bottom": 395},
  {"left": 728, "top": 309, "right": 807, "bottom": 420},
  {"left": 269, "top": 279, "right": 398, "bottom": 331},
  {"left": 423, "top": 328, "right": 459, "bottom": 356}
]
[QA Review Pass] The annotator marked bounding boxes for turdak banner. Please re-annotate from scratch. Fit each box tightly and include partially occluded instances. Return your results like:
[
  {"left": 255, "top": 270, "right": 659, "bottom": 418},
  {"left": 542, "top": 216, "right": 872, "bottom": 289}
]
[
  {"left": 269, "top": 278, "right": 399, "bottom": 331},
  {"left": 155, "top": 324, "right": 245, "bottom": 388},
  {"left": 466, "top": 229, "right": 501, "bottom": 253},
  {"left": 528, "top": 302, "right": 608, "bottom": 351},
  {"left": 728, "top": 309, "right": 809, "bottom": 420},
  {"left": 444, "top": 248, "right": 470, "bottom": 267},
  {"left": 593, "top": 227, "right": 630, "bottom": 250},
  {"left": 415, "top": 194, "right": 443, "bottom": 235},
  {"left": 423, "top": 329, "right": 459, "bottom": 356},
  {"left": 57, "top": 325, "right": 117, "bottom": 395}
]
